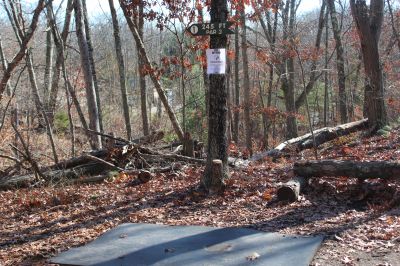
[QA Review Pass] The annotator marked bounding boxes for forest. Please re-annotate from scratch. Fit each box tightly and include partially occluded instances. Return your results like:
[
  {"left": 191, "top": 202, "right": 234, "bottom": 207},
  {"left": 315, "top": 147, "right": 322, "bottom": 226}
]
[{"left": 0, "top": 0, "right": 399, "bottom": 265}]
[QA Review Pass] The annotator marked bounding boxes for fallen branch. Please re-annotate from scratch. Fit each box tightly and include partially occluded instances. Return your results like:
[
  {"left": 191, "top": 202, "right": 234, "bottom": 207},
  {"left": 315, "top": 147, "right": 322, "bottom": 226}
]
[{"left": 294, "top": 160, "right": 400, "bottom": 179}]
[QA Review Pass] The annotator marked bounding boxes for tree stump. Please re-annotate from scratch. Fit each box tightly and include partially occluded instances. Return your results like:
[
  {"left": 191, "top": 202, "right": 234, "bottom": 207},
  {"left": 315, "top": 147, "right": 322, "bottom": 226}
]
[
  {"left": 209, "top": 159, "right": 225, "bottom": 194},
  {"left": 183, "top": 132, "right": 194, "bottom": 157}
]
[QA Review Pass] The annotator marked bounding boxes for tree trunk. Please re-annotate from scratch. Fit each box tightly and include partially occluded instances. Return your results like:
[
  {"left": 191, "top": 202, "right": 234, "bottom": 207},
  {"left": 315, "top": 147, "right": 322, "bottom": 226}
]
[
  {"left": 202, "top": 0, "right": 229, "bottom": 193},
  {"left": 294, "top": 160, "right": 400, "bottom": 179},
  {"left": 0, "top": 36, "right": 12, "bottom": 97},
  {"left": 350, "top": 0, "right": 387, "bottom": 132},
  {"left": 251, "top": 119, "right": 368, "bottom": 160},
  {"left": 232, "top": 19, "right": 240, "bottom": 144},
  {"left": 47, "top": 3, "right": 92, "bottom": 147},
  {"left": 43, "top": 15, "right": 53, "bottom": 103},
  {"left": 240, "top": 3, "right": 253, "bottom": 155},
  {"left": 136, "top": 1, "right": 150, "bottom": 136},
  {"left": 74, "top": 0, "right": 102, "bottom": 149},
  {"left": 277, "top": 176, "right": 306, "bottom": 202},
  {"left": 121, "top": 3, "right": 184, "bottom": 141},
  {"left": 284, "top": 0, "right": 298, "bottom": 139},
  {"left": 82, "top": 0, "right": 103, "bottom": 132},
  {"left": 327, "top": 0, "right": 348, "bottom": 124},
  {"left": 0, "top": 0, "right": 45, "bottom": 101},
  {"left": 47, "top": 0, "right": 73, "bottom": 126},
  {"left": 108, "top": 0, "right": 132, "bottom": 140},
  {"left": 324, "top": 6, "right": 329, "bottom": 127}
]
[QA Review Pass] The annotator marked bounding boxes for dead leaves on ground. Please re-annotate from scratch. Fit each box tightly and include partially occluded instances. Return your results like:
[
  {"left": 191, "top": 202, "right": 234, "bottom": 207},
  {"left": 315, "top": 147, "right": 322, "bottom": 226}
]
[{"left": 0, "top": 130, "right": 400, "bottom": 265}]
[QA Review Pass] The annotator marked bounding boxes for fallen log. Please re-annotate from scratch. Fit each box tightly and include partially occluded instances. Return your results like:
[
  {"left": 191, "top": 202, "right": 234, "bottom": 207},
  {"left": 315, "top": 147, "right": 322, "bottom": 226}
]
[
  {"left": 277, "top": 176, "right": 306, "bottom": 202},
  {"left": 0, "top": 162, "right": 112, "bottom": 189},
  {"left": 251, "top": 119, "right": 368, "bottom": 161},
  {"left": 294, "top": 160, "right": 400, "bottom": 179}
]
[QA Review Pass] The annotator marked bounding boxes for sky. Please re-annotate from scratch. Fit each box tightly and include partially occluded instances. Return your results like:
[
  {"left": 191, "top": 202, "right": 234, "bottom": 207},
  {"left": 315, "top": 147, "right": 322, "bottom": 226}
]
[{"left": 66, "top": 0, "right": 322, "bottom": 17}]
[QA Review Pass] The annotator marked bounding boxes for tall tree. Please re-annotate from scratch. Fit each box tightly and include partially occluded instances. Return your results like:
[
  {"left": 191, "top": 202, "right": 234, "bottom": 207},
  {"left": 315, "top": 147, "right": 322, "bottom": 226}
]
[
  {"left": 202, "top": 0, "right": 229, "bottom": 193},
  {"left": 74, "top": 0, "right": 102, "bottom": 148},
  {"left": 232, "top": 11, "right": 240, "bottom": 144},
  {"left": 350, "top": 0, "right": 387, "bottom": 131},
  {"left": 240, "top": 2, "right": 253, "bottom": 155},
  {"left": 108, "top": 0, "right": 132, "bottom": 140},
  {"left": 43, "top": 13, "right": 53, "bottom": 102},
  {"left": 279, "top": 0, "right": 298, "bottom": 139},
  {"left": 82, "top": 0, "right": 104, "bottom": 132},
  {"left": 136, "top": 1, "right": 150, "bottom": 136},
  {"left": 47, "top": 0, "right": 73, "bottom": 125},
  {"left": 327, "top": 0, "right": 348, "bottom": 124}
]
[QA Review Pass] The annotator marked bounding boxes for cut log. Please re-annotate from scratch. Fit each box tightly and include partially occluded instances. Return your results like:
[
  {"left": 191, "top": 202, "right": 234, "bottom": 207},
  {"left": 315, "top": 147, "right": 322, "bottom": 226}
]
[
  {"left": 209, "top": 159, "right": 225, "bottom": 194},
  {"left": 277, "top": 176, "right": 306, "bottom": 202},
  {"left": 138, "top": 170, "right": 153, "bottom": 183},
  {"left": 294, "top": 160, "right": 400, "bottom": 179},
  {"left": 251, "top": 119, "right": 368, "bottom": 160}
]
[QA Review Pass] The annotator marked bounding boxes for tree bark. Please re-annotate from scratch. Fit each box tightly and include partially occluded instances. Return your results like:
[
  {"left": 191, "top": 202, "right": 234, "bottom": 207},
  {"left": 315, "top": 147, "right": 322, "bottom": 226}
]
[
  {"left": 0, "top": 0, "right": 45, "bottom": 101},
  {"left": 327, "top": 0, "right": 348, "bottom": 124},
  {"left": 120, "top": 2, "right": 184, "bottom": 141},
  {"left": 47, "top": 0, "right": 73, "bottom": 125},
  {"left": 0, "top": 35, "right": 12, "bottom": 97},
  {"left": 240, "top": 3, "right": 253, "bottom": 155},
  {"left": 277, "top": 176, "right": 306, "bottom": 202},
  {"left": 350, "top": 0, "right": 387, "bottom": 132},
  {"left": 233, "top": 18, "right": 240, "bottom": 144},
  {"left": 43, "top": 15, "right": 53, "bottom": 103},
  {"left": 284, "top": 0, "right": 298, "bottom": 139},
  {"left": 109, "top": 0, "right": 132, "bottom": 140},
  {"left": 82, "top": 0, "right": 103, "bottom": 132},
  {"left": 47, "top": 1, "right": 91, "bottom": 144},
  {"left": 294, "top": 160, "right": 400, "bottom": 179},
  {"left": 136, "top": 1, "right": 150, "bottom": 136},
  {"left": 251, "top": 119, "right": 368, "bottom": 160},
  {"left": 202, "top": 0, "right": 229, "bottom": 193},
  {"left": 74, "top": 0, "right": 102, "bottom": 149}
]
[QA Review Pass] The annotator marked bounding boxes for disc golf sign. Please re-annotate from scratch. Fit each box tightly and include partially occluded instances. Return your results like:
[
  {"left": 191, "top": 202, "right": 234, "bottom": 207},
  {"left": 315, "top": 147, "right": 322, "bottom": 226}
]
[{"left": 188, "top": 22, "right": 234, "bottom": 36}]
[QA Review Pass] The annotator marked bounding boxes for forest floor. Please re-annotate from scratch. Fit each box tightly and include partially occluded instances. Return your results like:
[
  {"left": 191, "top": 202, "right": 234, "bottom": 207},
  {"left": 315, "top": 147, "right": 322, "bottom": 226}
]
[{"left": 0, "top": 129, "right": 400, "bottom": 265}]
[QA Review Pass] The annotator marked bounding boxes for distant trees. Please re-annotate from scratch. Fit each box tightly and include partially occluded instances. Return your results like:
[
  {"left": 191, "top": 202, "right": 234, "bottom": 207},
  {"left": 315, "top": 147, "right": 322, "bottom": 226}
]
[{"left": 0, "top": 0, "right": 399, "bottom": 173}]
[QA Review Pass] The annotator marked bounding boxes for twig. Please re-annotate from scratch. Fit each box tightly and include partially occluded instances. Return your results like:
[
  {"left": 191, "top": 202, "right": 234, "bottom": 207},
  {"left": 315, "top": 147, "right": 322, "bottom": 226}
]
[
  {"left": 83, "top": 154, "right": 124, "bottom": 171},
  {"left": 0, "top": 154, "right": 21, "bottom": 164},
  {"left": 10, "top": 122, "right": 46, "bottom": 180},
  {"left": 86, "top": 128, "right": 130, "bottom": 144}
]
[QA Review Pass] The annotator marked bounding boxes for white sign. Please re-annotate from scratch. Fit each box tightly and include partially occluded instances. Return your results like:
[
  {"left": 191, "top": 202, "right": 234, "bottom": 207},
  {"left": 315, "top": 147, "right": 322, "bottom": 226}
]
[
  {"left": 206, "top": 48, "right": 226, "bottom": 74},
  {"left": 190, "top": 25, "right": 199, "bottom": 35}
]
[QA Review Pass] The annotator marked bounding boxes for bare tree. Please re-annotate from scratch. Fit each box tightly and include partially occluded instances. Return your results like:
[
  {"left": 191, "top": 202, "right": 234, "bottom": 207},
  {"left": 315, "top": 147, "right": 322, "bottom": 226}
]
[
  {"left": 74, "top": 0, "right": 102, "bottom": 148},
  {"left": 350, "top": 0, "right": 387, "bottom": 131},
  {"left": 120, "top": 1, "right": 184, "bottom": 141},
  {"left": 47, "top": 0, "right": 73, "bottom": 125},
  {"left": 82, "top": 0, "right": 103, "bottom": 132},
  {"left": 0, "top": 0, "right": 45, "bottom": 101},
  {"left": 240, "top": 2, "right": 253, "bottom": 155},
  {"left": 327, "top": 0, "right": 348, "bottom": 123},
  {"left": 108, "top": 0, "right": 132, "bottom": 140}
]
